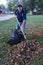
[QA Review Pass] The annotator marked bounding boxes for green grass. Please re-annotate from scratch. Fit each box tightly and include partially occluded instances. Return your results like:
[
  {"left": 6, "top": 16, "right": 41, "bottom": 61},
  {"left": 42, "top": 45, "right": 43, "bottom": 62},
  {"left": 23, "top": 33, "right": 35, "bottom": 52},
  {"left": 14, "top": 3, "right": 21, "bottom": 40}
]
[
  {"left": 0, "top": 18, "right": 16, "bottom": 45},
  {"left": 0, "top": 15, "right": 43, "bottom": 65},
  {"left": 27, "top": 15, "right": 43, "bottom": 27}
]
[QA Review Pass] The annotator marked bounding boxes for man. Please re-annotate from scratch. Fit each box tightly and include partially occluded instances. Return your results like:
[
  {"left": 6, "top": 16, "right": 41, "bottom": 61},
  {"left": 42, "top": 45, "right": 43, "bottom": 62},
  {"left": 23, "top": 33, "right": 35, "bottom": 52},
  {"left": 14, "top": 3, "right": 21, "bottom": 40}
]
[{"left": 15, "top": 4, "right": 26, "bottom": 34}]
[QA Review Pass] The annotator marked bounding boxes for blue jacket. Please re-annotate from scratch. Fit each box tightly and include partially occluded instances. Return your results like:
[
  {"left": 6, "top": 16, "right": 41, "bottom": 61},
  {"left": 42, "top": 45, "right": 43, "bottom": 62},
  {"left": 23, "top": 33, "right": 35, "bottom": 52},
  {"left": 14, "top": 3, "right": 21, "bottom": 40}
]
[{"left": 15, "top": 9, "right": 26, "bottom": 22}]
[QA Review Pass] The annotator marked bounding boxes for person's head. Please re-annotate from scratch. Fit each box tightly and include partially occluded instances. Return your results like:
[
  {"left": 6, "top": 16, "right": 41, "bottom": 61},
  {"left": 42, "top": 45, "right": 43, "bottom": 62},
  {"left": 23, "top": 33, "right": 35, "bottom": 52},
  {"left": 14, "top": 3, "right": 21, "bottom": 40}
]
[{"left": 18, "top": 4, "right": 22, "bottom": 12}]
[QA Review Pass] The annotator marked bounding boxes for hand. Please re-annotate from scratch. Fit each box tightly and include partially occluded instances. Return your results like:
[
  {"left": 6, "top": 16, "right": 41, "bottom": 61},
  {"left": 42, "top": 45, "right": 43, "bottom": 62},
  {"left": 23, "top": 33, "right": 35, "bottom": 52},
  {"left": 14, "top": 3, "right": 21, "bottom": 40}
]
[
  {"left": 14, "top": 14, "right": 17, "bottom": 19},
  {"left": 20, "top": 24, "right": 23, "bottom": 32},
  {"left": 21, "top": 20, "right": 25, "bottom": 28},
  {"left": 21, "top": 23, "right": 24, "bottom": 30}
]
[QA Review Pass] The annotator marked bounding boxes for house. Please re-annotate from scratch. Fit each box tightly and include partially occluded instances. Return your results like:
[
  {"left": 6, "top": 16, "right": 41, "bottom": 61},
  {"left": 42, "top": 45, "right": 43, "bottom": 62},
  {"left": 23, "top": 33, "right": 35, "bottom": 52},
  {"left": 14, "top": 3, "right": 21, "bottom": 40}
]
[{"left": 33, "top": 8, "right": 43, "bottom": 15}]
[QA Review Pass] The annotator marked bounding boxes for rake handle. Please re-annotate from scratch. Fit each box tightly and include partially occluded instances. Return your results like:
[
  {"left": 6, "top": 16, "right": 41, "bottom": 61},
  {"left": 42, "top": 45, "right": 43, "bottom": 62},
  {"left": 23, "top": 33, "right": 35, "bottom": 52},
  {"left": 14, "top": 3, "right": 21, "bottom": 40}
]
[{"left": 18, "top": 21, "right": 26, "bottom": 40}]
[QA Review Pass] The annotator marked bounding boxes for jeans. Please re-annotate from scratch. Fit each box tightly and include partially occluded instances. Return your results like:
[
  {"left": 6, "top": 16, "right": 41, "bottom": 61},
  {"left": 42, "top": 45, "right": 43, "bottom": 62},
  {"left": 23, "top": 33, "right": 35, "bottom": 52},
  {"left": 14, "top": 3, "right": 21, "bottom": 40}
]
[{"left": 16, "top": 20, "right": 26, "bottom": 33}]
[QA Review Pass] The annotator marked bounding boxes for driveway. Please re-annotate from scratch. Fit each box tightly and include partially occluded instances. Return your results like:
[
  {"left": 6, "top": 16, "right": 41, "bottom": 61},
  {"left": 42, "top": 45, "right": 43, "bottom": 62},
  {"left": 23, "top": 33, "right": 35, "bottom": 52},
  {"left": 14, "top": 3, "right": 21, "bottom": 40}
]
[{"left": 0, "top": 14, "right": 14, "bottom": 21}]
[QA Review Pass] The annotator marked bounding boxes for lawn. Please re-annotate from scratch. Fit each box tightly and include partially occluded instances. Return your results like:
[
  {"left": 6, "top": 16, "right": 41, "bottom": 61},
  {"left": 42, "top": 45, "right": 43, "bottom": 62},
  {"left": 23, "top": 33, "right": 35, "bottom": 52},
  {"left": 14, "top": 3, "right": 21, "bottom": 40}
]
[{"left": 0, "top": 15, "right": 43, "bottom": 65}]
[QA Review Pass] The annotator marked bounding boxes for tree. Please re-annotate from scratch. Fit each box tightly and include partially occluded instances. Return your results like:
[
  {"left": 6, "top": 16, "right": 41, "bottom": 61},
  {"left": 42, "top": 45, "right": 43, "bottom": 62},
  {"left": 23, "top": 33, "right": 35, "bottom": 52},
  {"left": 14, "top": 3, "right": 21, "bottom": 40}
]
[
  {"left": 22, "top": 0, "right": 30, "bottom": 13},
  {"left": 8, "top": 0, "right": 18, "bottom": 11},
  {"left": 7, "top": 0, "right": 43, "bottom": 12},
  {"left": 0, "top": 4, "right": 5, "bottom": 9},
  {"left": 22, "top": 0, "right": 36, "bottom": 13},
  {"left": 30, "top": 0, "right": 35, "bottom": 13},
  {"left": 8, "top": 2, "right": 13, "bottom": 11},
  {"left": 38, "top": 0, "right": 43, "bottom": 9}
]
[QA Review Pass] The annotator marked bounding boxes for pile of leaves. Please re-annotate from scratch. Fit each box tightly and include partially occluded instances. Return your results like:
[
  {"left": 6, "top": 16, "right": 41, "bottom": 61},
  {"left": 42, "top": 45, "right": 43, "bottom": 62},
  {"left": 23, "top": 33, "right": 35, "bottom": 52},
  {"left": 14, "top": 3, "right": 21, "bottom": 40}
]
[
  {"left": 27, "top": 26, "right": 43, "bottom": 36},
  {"left": 1, "top": 39, "right": 42, "bottom": 65}
]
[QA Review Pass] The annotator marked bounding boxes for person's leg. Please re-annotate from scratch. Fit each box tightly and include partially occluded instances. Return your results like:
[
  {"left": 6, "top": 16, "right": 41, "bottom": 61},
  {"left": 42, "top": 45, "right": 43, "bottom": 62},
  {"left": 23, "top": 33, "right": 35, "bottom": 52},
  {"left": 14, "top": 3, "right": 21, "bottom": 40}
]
[
  {"left": 16, "top": 21, "right": 22, "bottom": 30},
  {"left": 19, "top": 21, "right": 26, "bottom": 33},
  {"left": 16, "top": 22, "right": 20, "bottom": 30},
  {"left": 16, "top": 21, "right": 26, "bottom": 33}
]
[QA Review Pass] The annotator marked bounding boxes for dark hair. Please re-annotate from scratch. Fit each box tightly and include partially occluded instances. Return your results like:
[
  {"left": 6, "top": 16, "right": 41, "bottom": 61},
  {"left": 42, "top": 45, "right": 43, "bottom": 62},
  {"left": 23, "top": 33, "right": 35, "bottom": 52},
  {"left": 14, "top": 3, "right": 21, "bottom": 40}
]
[{"left": 18, "top": 4, "right": 22, "bottom": 7}]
